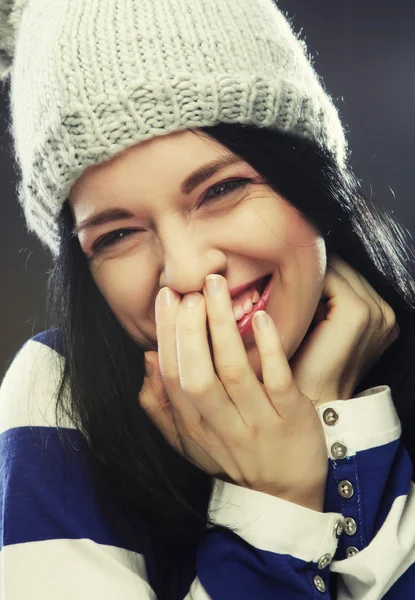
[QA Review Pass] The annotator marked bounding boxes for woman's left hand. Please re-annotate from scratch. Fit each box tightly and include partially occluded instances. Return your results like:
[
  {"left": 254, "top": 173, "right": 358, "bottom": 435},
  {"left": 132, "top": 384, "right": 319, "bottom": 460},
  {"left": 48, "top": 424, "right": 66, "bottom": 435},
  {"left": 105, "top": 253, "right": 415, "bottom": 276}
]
[{"left": 289, "top": 254, "right": 400, "bottom": 406}]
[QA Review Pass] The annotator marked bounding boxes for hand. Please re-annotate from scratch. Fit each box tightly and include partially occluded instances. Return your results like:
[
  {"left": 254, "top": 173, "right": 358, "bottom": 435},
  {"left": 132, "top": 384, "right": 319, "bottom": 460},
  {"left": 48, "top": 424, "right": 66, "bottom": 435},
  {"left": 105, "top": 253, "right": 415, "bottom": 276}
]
[
  {"left": 289, "top": 254, "right": 400, "bottom": 406},
  {"left": 139, "top": 275, "right": 328, "bottom": 511}
]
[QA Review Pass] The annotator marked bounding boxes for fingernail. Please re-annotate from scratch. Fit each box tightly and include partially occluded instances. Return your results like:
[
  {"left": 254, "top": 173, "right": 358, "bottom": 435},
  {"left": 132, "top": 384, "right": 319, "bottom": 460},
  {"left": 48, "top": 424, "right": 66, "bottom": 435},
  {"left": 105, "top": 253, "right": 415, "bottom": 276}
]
[
  {"left": 184, "top": 293, "right": 201, "bottom": 307},
  {"left": 254, "top": 310, "right": 269, "bottom": 330},
  {"left": 158, "top": 287, "right": 175, "bottom": 306},
  {"left": 205, "top": 275, "right": 222, "bottom": 296}
]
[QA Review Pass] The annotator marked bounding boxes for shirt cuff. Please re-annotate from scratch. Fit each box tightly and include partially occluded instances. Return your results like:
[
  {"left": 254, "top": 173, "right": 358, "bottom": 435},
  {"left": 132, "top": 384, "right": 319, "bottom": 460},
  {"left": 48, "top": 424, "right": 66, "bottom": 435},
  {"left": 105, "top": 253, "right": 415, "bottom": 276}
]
[
  {"left": 208, "top": 478, "right": 343, "bottom": 563},
  {"left": 315, "top": 385, "right": 401, "bottom": 455}
]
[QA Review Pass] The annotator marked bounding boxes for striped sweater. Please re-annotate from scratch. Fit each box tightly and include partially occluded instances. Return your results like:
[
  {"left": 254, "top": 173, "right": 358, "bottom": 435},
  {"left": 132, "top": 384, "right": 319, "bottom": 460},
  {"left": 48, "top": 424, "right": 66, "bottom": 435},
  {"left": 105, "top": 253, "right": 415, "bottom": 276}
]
[{"left": 0, "top": 330, "right": 414, "bottom": 599}]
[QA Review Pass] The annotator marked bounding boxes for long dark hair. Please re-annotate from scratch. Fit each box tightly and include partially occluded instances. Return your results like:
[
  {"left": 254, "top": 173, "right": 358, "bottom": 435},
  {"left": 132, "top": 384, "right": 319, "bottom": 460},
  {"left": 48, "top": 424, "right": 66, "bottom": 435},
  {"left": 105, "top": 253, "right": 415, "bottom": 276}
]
[{"left": 42, "top": 124, "right": 415, "bottom": 600}]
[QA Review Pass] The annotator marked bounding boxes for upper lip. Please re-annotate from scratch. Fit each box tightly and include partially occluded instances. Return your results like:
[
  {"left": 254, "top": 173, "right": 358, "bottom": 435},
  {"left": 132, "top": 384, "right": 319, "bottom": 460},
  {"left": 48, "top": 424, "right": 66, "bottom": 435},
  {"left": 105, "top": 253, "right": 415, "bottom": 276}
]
[{"left": 229, "top": 274, "right": 270, "bottom": 300}]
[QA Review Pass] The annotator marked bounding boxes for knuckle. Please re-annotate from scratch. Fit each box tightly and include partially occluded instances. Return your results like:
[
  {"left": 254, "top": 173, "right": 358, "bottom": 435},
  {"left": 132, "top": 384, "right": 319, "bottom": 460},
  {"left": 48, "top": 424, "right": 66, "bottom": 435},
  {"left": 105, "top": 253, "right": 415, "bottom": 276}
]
[
  {"left": 259, "top": 346, "right": 278, "bottom": 360},
  {"left": 385, "top": 316, "right": 400, "bottom": 340},
  {"left": 177, "top": 322, "right": 198, "bottom": 337},
  {"left": 347, "top": 299, "right": 370, "bottom": 328},
  {"left": 246, "top": 420, "right": 270, "bottom": 439},
  {"left": 382, "top": 304, "right": 397, "bottom": 327},
  {"left": 159, "top": 367, "right": 180, "bottom": 388},
  {"left": 218, "top": 363, "right": 248, "bottom": 387},
  {"left": 162, "top": 376, "right": 180, "bottom": 391},
  {"left": 356, "top": 299, "right": 371, "bottom": 322},
  {"left": 161, "top": 321, "right": 177, "bottom": 335},
  {"left": 226, "top": 422, "right": 248, "bottom": 446},
  {"left": 267, "top": 374, "right": 293, "bottom": 395},
  {"left": 267, "top": 378, "right": 293, "bottom": 396},
  {"left": 207, "top": 310, "right": 229, "bottom": 330},
  {"left": 182, "top": 377, "right": 215, "bottom": 397}
]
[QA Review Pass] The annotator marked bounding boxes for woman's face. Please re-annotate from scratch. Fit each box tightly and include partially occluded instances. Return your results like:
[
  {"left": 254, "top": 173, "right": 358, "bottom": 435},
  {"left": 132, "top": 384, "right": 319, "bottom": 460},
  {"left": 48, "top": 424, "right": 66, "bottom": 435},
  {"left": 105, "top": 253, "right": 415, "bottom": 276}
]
[{"left": 69, "top": 129, "right": 327, "bottom": 380}]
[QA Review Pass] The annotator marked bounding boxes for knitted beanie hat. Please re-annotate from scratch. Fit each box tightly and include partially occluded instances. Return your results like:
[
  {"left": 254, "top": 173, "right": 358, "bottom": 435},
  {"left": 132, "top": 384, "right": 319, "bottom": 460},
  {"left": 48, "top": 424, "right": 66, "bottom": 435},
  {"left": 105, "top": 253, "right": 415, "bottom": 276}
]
[{"left": 0, "top": 0, "right": 348, "bottom": 258}]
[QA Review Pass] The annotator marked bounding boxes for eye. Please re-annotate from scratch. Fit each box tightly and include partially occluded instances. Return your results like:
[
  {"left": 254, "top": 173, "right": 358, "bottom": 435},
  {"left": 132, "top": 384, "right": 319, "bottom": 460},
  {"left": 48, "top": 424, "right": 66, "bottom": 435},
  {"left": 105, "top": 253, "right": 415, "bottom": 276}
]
[
  {"left": 91, "top": 228, "right": 140, "bottom": 257},
  {"left": 201, "top": 178, "right": 250, "bottom": 204},
  {"left": 90, "top": 178, "right": 251, "bottom": 258}
]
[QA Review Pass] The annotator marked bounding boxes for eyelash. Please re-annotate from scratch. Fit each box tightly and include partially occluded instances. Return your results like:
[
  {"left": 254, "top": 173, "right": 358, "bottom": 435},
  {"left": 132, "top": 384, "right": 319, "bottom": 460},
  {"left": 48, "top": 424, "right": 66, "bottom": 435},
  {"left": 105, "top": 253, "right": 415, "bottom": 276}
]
[{"left": 91, "top": 178, "right": 251, "bottom": 256}]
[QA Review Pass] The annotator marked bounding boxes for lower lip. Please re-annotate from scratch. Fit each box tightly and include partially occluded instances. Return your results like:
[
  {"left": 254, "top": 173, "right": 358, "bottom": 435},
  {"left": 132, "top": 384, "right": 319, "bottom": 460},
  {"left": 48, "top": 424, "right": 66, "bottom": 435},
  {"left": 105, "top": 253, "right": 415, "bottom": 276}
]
[{"left": 236, "top": 274, "right": 273, "bottom": 340}]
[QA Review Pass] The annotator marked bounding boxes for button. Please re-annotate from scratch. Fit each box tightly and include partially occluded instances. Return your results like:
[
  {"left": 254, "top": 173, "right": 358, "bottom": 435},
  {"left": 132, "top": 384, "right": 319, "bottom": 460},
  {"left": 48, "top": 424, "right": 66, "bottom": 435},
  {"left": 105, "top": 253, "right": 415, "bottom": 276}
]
[
  {"left": 323, "top": 407, "right": 339, "bottom": 425},
  {"left": 314, "top": 575, "right": 326, "bottom": 593},
  {"left": 331, "top": 442, "right": 348, "bottom": 459},
  {"left": 338, "top": 480, "right": 354, "bottom": 498},
  {"left": 317, "top": 553, "right": 332, "bottom": 569},
  {"left": 334, "top": 519, "right": 344, "bottom": 538},
  {"left": 344, "top": 517, "right": 357, "bottom": 536},
  {"left": 346, "top": 546, "right": 360, "bottom": 558}
]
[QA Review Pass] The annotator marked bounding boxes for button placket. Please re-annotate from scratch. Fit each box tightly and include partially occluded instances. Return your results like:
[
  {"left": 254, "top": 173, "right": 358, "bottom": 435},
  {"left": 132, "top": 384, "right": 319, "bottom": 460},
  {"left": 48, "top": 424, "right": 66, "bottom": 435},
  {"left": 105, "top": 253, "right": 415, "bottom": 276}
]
[{"left": 322, "top": 405, "right": 362, "bottom": 559}]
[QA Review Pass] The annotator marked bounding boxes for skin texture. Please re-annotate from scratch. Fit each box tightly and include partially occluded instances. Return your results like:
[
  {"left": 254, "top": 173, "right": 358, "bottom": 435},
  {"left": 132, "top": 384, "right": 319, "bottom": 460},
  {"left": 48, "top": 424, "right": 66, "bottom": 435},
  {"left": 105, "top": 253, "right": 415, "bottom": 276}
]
[{"left": 68, "top": 129, "right": 327, "bottom": 382}]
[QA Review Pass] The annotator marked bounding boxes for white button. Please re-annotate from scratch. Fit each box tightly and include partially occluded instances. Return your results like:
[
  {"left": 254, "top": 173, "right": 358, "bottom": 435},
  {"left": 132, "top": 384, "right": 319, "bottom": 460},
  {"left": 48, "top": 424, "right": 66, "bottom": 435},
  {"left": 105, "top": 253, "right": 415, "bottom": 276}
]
[
  {"left": 346, "top": 546, "right": 360, "bottom": 557},
  {"left": 338, "top": 480, "right": 354, "bottom": 498},
  {"left": 317, "top": 553, "right": 332, "bottom": 569},
  {"left": 314, "top": 575, "right": 326, "bottom": 593},
  {"left": 323, "top": 407, "right": 339, "bottom": 425},
  {"left": 344, "top": 517, "right": 357, "bottom": 536},
  {"left": 334, "top": 519, "right": 344, "bottom": 538},
  {"left": 331, "top": 442, "right": 347, "bottom": 459}
]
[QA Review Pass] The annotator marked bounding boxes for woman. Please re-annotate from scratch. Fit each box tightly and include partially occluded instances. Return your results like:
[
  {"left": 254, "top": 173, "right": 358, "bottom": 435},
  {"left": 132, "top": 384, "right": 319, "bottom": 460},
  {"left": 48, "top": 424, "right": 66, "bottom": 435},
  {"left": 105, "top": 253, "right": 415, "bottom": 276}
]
[{"left": 0, "top": 1, "right": 414, "bottom": 599}]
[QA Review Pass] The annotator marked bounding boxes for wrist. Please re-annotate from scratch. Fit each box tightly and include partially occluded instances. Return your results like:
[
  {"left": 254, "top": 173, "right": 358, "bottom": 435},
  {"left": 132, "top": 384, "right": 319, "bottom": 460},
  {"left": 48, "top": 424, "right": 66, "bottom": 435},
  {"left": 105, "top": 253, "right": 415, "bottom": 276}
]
[{"left": 272, "top": 485, "right": 326, "bottom": 512}]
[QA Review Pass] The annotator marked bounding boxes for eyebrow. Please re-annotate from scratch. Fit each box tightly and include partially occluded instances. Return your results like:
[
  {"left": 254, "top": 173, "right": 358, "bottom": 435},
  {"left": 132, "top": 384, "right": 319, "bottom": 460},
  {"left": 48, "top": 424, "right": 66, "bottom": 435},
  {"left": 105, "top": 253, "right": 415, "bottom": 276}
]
[{"left": 71, "top": 155, "right": 243, "bottom": 237}]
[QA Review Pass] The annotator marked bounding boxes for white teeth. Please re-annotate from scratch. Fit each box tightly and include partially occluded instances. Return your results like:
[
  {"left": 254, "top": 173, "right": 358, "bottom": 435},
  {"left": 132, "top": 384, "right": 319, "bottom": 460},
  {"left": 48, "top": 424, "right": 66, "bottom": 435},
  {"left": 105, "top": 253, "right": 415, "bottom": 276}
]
[
  {"left": 233, "top": 285, "right": 262, "bottom": 321},
  {"left": 233, "top": 278, "right": 261, "bottom": 321},
  {"left": 252, "top": 290, "right": 260, "bottom": 304},
  {"left": 243, "top": 298, "right": 253, "bottom": 314},
  {"left": 233, "top": 305, "right": 245, "bottom": 321}
]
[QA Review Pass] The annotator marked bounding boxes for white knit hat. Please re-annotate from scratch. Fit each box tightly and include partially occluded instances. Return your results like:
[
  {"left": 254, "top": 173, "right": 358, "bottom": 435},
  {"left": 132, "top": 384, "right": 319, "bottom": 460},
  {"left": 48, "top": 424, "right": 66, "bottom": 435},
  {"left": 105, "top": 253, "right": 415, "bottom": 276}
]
[{"left": 0, "top": 0, "right": 348, "bottom": 257}]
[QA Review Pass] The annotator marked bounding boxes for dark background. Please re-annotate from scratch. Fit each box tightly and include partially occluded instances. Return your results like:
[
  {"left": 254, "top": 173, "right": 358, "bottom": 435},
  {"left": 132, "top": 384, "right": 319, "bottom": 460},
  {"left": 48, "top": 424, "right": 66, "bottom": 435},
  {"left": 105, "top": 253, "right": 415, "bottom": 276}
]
[{"left": 1, "top": 0, "right": 414, "bottom": 379}]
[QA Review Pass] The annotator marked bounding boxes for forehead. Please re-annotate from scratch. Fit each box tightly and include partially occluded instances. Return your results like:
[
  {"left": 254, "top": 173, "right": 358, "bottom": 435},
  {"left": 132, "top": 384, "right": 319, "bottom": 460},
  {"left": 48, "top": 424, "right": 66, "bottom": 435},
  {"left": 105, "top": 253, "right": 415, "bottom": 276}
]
[{"left": 69, "top": 129, "right": 238, "bottom": 207}]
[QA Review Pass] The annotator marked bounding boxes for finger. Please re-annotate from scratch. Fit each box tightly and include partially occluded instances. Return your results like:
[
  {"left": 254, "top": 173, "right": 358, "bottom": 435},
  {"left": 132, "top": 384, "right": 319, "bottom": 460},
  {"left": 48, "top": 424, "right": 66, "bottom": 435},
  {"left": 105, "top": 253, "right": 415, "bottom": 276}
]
[
  {"left": 155, "top": 288, "right": 201, "bottom": 428},
  {"left": 175, "top": 292, "right": 239, "bottom": 427},
  {"left": 144, "top": 352, "right": 233, "bottom": 475},
  {"left": 329, "top": 255, "right": 377, "bottom": 302},
  {"left": 321, "top": 268, "right": 371, "bottom": 339},
  {"left": 252, "top": 310, "right": 304, "bottom": 419},
  {"left": 327, "top": 255, "right": 397, "bottom": 333},
  {"left": 202, "top": 274, "right": 272, "bottom": 423},
  {"left": 291, "top": 272, "right": 366, "bottom": 399}
]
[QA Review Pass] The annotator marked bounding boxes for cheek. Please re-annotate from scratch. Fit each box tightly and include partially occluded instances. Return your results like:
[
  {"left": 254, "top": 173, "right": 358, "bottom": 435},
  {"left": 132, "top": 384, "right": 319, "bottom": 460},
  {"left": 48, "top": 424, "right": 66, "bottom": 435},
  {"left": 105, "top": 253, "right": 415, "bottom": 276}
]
[
  {"left": 286, "top": 217, "right": 327, "bottom": 324},
  {"left": 92, "top": 264, "right": 147, "bottom": 317},
  {"left": 271, "top": 208, "right": 327, "bottom": 354}
]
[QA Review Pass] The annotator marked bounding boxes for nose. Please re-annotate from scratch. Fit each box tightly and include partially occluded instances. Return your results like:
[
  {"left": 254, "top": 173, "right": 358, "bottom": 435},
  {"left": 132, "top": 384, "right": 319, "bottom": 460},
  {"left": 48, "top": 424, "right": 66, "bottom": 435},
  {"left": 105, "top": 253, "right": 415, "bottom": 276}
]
[{"left": 158, "top": 222, "right": 226, "bottom": 297}]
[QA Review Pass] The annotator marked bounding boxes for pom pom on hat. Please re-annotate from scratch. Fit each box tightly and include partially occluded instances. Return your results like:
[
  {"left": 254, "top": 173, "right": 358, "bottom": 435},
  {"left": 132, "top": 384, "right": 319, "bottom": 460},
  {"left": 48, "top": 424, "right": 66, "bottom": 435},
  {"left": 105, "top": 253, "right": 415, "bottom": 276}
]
[{"left": 0, "top": 0, "right": 29, "bottom": 81}]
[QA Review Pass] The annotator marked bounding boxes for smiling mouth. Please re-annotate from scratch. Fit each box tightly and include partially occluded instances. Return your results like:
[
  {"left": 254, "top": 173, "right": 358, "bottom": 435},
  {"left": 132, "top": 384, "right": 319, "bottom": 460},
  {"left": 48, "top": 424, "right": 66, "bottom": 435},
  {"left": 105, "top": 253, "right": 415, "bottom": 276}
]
[{"left": 151, "top": 272, "right": 273, "bottom": 348}]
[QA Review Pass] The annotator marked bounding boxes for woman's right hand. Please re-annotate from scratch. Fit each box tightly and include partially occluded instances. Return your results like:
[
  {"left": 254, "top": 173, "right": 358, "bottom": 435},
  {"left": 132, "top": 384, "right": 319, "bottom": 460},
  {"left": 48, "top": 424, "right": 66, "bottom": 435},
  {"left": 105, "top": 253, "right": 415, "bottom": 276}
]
[{"left": 139, "top": 276, "right": 328, "bottom": 511}]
